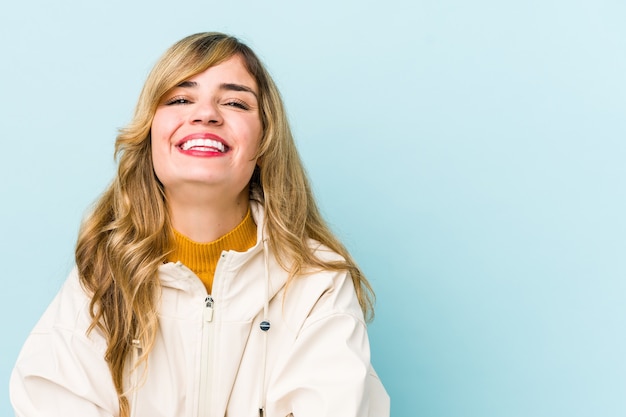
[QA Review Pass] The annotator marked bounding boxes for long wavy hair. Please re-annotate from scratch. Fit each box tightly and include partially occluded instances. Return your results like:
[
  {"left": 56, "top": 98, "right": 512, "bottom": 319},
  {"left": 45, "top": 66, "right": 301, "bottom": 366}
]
[{"left": 75, "top": 32, "right": 374, "bottom": 417}]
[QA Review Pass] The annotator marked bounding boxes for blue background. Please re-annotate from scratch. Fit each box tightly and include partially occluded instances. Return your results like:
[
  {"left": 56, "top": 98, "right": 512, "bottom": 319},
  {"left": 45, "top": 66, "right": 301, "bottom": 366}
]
[{"left": 1, "top": 1, "right": 625, "bottom": 416}]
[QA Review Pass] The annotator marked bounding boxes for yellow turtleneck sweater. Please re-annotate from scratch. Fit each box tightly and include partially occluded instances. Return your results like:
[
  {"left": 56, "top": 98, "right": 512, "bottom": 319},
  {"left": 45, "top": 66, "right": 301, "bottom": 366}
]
[{"left": 167, "top": 208, "right": 257, "bottom": 292}]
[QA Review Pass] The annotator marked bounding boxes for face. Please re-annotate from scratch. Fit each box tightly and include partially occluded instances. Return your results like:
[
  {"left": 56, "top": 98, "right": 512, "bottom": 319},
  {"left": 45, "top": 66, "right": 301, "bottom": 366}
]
[{"left": 151, "top": 54, "right": 262, "bottom": 202}]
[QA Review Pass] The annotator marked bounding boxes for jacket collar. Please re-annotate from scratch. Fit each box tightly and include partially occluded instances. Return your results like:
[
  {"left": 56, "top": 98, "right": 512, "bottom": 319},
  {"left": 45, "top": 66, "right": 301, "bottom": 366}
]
[{"left": 156, "top": 199, "right": 288, "bottom": 304}]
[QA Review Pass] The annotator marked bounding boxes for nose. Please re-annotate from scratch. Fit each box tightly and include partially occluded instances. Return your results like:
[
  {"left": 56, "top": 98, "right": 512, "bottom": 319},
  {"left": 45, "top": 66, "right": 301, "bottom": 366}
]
[{"left": 189, "top": 101, "right": 222, "bottom": 125}]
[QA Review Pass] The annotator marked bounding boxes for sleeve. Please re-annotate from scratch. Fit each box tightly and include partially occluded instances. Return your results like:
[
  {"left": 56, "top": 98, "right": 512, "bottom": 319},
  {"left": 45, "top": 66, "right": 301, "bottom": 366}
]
[
  {"left": 10, "top": 274, "right": 119, "bottom": 417},
  {"left": 266, "top": 271, "right": 390, "bottom": 417}
]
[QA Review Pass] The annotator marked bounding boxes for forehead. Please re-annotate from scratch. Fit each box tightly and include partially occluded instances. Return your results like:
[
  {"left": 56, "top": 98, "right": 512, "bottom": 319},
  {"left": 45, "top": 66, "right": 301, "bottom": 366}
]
[{"left": 183, "top": 55, "right": 257, "bottom": 90}]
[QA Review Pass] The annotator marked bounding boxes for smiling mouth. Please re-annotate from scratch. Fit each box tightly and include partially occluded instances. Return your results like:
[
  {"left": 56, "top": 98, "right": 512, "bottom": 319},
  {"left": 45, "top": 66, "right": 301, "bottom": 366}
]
[{"left": 179, "top": 138, "right": 228, "bottom": 153}]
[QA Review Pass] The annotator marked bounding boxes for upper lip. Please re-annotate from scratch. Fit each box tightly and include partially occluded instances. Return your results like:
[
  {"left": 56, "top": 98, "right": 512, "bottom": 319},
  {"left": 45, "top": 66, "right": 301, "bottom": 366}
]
[{"left": 176, "top": 133, "right": 229, "bottom": 149}]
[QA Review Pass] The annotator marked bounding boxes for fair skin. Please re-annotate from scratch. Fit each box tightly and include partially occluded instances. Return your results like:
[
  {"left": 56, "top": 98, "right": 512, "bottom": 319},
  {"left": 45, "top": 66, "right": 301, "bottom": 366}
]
[{"left": 151, "top": 55, "right": 262, "bottom": 242}]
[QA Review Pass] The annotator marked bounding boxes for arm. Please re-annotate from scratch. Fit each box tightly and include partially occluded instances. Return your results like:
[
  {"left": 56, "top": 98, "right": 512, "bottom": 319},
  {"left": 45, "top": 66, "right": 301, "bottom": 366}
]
[
  {"left": 267, "top": 271, "right": 390, "bottom": 417},
  {"left": 10, "top": 272, "right": 119, "bottom": 417}
]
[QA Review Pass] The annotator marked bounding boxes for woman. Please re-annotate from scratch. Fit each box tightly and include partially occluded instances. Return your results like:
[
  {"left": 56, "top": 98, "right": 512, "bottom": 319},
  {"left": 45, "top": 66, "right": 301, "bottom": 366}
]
[{"left": 10, "top": 32, "right": 389, "bottom": 417}]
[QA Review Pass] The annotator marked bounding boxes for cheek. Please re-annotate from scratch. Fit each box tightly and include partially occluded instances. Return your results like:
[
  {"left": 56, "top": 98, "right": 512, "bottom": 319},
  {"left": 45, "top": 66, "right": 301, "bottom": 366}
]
[
  {"left": 150, "top": 117, "right": 173, "bottom": 183},
  {"left": 150, "top": 113, "right": 169, "bottom": 143},
  {"left": 151, "top": 107, "right": 184, "bottom": 142},
  {"left": 150, "top": 137, "right": 167, "bottom": 184},
  {"left": 243, "top": 119, "right": 263, "bottom": 157},
  {"left": 150, "top": 111, "right": 179, "bottom": 157}
]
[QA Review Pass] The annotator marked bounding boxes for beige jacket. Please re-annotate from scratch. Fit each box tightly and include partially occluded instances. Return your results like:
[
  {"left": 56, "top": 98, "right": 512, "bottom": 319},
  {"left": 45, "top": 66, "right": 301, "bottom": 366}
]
[{"left": 10, "top": 202, "right": 390, "bottom": 417}]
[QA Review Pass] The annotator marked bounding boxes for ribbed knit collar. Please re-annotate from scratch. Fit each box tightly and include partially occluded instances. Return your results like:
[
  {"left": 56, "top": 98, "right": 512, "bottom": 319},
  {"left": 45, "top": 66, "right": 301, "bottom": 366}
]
[{"left": 167, "top": 208, "right": 257, "bottom": 291}]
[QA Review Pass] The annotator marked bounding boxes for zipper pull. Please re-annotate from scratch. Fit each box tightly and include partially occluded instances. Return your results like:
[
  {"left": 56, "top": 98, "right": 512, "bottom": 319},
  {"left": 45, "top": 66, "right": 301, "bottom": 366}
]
[{"left": 204, "top": 296, "right": 214, "bottom": 322}]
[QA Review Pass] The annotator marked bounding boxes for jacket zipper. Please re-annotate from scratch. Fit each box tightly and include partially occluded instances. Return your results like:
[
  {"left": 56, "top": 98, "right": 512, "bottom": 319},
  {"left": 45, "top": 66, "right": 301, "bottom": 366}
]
[{"left": 198, "top": 295, "right": 214, "bottom": 416}]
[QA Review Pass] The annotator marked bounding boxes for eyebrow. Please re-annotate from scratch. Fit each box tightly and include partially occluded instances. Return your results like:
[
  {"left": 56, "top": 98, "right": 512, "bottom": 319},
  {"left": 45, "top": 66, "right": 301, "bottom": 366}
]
[
  {"left": 175, "top": 81, "right": 258, "bottom": 99},
  {"left": 220, "top": 83, "right": 258, "bottom": 98}
]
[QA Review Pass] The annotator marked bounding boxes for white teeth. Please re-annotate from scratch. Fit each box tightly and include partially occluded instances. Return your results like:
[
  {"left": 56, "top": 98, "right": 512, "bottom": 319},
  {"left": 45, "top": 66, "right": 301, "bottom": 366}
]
[{"left": 180, "top": 138, "right": 226, "bottom": 152}]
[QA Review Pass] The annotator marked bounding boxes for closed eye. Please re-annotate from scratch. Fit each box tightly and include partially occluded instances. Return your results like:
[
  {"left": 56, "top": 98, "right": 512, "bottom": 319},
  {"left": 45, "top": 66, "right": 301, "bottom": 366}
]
[
  {"left": 224, "top": 99, "right": 250, "bottom": 110},
  {"left": 165, "top": 96, "right": 192, "bottom": 105}
]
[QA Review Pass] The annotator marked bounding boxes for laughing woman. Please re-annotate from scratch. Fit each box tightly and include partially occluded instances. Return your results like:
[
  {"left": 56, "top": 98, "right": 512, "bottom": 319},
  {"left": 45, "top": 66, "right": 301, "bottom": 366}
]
[{"left": 10, "top": 32, "right": 389, "bottom": 417}]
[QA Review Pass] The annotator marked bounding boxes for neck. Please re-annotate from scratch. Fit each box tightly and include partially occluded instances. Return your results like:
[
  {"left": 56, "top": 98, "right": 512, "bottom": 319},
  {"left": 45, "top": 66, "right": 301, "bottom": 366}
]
[{"left": 166, "top": 186, "right": 250, "bottom": 243}]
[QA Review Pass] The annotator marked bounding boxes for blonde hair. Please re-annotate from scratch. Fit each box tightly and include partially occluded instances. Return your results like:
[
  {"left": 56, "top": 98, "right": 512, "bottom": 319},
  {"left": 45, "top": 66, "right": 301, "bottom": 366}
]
[{"left": 75, "top": 32, "right": 374, "bottom": 417}]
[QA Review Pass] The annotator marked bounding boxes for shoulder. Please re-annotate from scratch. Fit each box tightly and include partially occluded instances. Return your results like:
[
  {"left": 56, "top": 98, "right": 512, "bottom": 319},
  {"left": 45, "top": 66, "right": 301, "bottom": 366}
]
[
  {"left": 282, "top": 239, "right": 364, "bottom": 325},
  {"left": 306, "top": 238, "right": 346, "bottom": 263}
]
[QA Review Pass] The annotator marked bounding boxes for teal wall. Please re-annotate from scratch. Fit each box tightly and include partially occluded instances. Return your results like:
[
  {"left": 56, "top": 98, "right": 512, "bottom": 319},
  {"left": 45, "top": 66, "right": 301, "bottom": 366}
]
[{"left": 1, "top": 1, "right": 625, "bottom": 416}]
